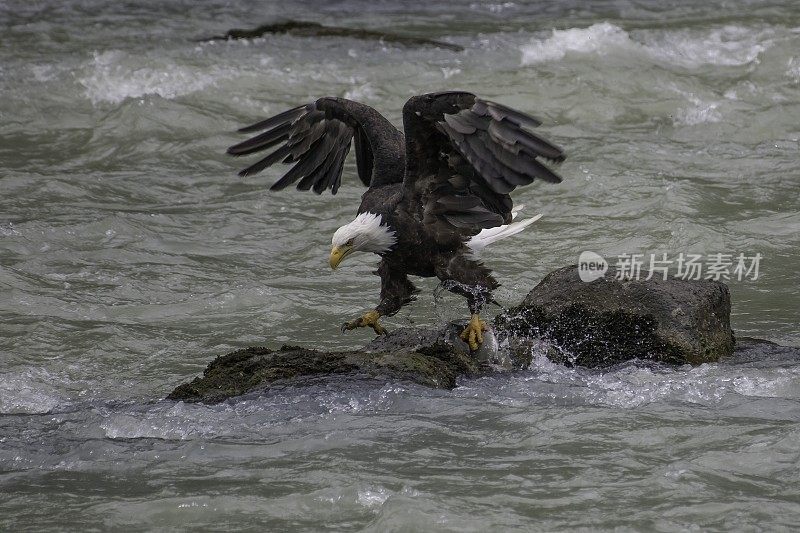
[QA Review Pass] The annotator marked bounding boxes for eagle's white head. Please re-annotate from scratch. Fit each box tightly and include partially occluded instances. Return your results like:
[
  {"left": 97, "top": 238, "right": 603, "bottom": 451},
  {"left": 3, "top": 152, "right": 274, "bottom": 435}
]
[{"left": 329, "top": 212, "right": 397, "bottom": 269}]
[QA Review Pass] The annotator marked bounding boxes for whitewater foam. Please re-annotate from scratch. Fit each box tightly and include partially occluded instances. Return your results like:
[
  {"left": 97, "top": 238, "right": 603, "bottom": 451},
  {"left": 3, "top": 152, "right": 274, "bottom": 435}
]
[
  {"left": 343, "top": 81, "right": 377, "bottom": 101},
  {"left": 645, "top": 25, "right": 773, "bottom": 68},
  {"left": 674, "top": 94, "right": 722, "bottom": 125},
  {"left": 788, "top": 56, "right": 800, "bottom": 82},
  {"left": 80, "top": 50, "right": 238, "bottom": 105},
  {"left": 357, "top": 487, "right": 391, "bottom": 509},
  {"left": 521, "top": 22, "right": 632, "bottom": 64},
  {"left": 521, "top": 22, "right": 774, "bottom": 69},
  {"left": 101, "top": 401, "right": 218, "bottom": 440},
  {"left": 0, "top": 370, "right": 64, "bottom": 414},
  {"left": 525, "top": 352, "right": 800, "bottom": 409}
]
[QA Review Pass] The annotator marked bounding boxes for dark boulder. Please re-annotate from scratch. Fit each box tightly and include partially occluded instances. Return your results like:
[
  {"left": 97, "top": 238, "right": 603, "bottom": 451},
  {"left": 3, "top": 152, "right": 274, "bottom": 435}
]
[
  {"left": 168, "top": 328, "right": 480, "bottom": 404},
  {"left": 495, "top": 265, "right": 735, "bottom": 367}
]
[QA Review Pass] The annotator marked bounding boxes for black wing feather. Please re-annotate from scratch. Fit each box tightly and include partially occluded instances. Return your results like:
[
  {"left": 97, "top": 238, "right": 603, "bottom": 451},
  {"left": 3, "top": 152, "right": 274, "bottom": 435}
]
[
  {"left": 270, "top": 135, "right": 332, "bottom": 191},
  {"left": 228, "top": 97, "right": 404, "bottom": 195},
  {"left": 482, "top": 100, "right": 542, "bottom": 128},
  {"left": 486, "top": 119, "right": 564, "bottom": 162},
  {"left": 353, "top": 127, "right": 374, "bottom": 187},
  {"left": 237, "top": 105, "right": 306, "bottom": 134},
  {"left": 402, "top": 91, "right": 565, "bottom": 239},
  {"left": 238, "top": 144, "right": 293, "bottom": 178},
  {"left": 227, "top": 122, "right": 292, "bottom": 156}
]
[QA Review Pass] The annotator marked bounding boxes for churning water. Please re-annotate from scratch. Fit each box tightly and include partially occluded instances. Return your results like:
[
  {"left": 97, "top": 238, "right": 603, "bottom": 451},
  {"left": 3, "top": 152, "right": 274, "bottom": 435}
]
[{"left": 1, "top": 0, "right": 799, "bottom": 530}]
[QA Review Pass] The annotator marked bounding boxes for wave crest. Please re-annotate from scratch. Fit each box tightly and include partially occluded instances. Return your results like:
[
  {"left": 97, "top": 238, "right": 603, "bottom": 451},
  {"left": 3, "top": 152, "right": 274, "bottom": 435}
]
[
  {"left": 80, "top": 50, "right": 234, "bottom": 105},
  {"left": 521, "top": 22, "right": 774, "bottom": 68},
  {"left": 521, "top": 22, "right": 631, "bottom": 64}
]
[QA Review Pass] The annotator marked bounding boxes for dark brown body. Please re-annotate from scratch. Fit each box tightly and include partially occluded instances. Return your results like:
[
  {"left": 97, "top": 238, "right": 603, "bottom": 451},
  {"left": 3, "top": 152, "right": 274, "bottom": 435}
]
[{"left": 359, "top": 181, "right": 498, "bottom": 317}]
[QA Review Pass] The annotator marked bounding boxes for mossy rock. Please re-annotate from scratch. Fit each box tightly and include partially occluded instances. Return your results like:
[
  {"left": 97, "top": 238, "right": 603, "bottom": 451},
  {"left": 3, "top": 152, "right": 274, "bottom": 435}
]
[{"left": 168, "top": 329, "right": 479, "bottom": 404}]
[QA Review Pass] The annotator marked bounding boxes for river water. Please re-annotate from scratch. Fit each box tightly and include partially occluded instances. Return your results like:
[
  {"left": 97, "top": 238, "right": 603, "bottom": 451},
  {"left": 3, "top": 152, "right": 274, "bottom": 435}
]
[{"left": 2, "top": 0, "right": 800, "bottom": 530}]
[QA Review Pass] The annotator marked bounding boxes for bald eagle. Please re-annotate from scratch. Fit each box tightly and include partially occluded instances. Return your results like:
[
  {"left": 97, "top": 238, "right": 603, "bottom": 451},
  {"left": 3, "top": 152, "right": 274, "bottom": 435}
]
[{"left": 228, "top": 91, "right": 565, "bottom": 350}]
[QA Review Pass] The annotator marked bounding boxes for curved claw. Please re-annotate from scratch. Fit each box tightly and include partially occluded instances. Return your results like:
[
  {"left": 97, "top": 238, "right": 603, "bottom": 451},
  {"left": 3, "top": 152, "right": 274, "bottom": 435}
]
[
  {"left": 341, "top": 310, "right": 387, "bottom": 336},
  {"left": 460, "top": 314, "right": 487, "bottom": 352}
]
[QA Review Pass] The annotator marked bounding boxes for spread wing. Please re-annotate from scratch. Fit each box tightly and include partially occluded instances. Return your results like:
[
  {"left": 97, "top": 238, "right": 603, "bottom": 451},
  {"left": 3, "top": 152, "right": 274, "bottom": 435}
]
[
  {"left": 401, "top": 91, "right": 564, "bottom": 238},
  {"left": 228, "top": 97, "right": 405, "bottom": 194}
]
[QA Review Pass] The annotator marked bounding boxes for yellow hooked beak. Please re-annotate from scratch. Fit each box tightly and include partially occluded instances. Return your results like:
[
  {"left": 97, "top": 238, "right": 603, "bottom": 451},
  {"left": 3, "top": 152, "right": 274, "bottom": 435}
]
[{"left": 329, "top": 244, "right": 354, "bottom": 270}]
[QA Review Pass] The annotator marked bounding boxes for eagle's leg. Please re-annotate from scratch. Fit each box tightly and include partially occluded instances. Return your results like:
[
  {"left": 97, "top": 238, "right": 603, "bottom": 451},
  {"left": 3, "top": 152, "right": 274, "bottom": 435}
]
[
  {"left": 436, "top": 255, "right": 498, "bottom": 351},
  {"left": 437, "top": 279, "right": 494, "bottom": 351},
  {"left": 340, "top": 260, "right": 418, "bottom": 337},
  {"left": 341, "top": 310, "right": 387, "bottom": 335},
  {"left": 460, "top": 313, "right": 488, "bottom": 352}
]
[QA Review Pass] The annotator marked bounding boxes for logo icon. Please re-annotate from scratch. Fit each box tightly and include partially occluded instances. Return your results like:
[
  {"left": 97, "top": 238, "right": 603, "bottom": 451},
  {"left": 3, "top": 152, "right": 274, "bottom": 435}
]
[{"left": 578, "top": 251, "right": 608, "bottom": 282}]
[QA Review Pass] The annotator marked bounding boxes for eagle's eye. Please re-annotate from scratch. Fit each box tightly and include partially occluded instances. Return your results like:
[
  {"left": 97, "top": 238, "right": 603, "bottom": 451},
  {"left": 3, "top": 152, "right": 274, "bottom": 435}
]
[{"left": 346, "top": 239, "right": 354, "bottom": 246}]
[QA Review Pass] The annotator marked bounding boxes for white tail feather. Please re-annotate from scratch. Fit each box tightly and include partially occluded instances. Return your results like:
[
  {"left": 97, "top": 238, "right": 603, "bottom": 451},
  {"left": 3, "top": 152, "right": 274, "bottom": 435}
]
[{"left": 467, "top": 212, "right": 543, "bottom": 254}]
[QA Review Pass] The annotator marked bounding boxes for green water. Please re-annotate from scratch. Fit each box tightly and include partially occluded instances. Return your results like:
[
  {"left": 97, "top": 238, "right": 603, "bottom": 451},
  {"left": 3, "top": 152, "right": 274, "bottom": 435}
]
[{"left": 1, "top": 0, "right": 799, "bottom": 530}]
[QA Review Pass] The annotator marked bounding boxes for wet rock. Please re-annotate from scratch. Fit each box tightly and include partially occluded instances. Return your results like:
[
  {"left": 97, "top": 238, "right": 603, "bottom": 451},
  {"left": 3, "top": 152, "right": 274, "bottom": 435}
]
[
  {"left": 723, "top": 337, "right": 800, "bottom": 365},
  {"left": 364, "top": 322, "right": 505, "bottom": 367},
  {"left": 199, "top": 20, "right": 464, "bottom": 51},
  {"left": 168, "top": 329, "right": 479, "bottom": 404},
  {"left": 495, "top": 265, "right": 735, "bottom": 367},
  {"left": 167, "top": 265, "right": 756, "bottom": 403}
]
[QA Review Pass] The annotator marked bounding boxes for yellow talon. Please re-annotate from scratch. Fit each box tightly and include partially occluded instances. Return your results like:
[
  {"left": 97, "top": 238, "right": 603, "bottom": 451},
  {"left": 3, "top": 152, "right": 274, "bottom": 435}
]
[
  {"left": 460, "top": 314, "right": 487, "bottom": 352},
  {"left": 341, "top": 310, "right": 387, "bottom": 336}
]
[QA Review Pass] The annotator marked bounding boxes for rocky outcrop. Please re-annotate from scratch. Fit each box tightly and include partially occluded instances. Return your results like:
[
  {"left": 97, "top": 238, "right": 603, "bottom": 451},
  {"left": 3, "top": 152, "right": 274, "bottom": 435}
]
[
  {"left": 199, "top": 21, "right": 463, "bottom": 51},
  {"left": 169, "top": 265, "right": 749, "bottom": 403},
  {"left": 496, "top": 265, "right": 735, "bottom": 367},
  {"left": 168, "top": 327, "right": 480, "bottom": 404}
]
